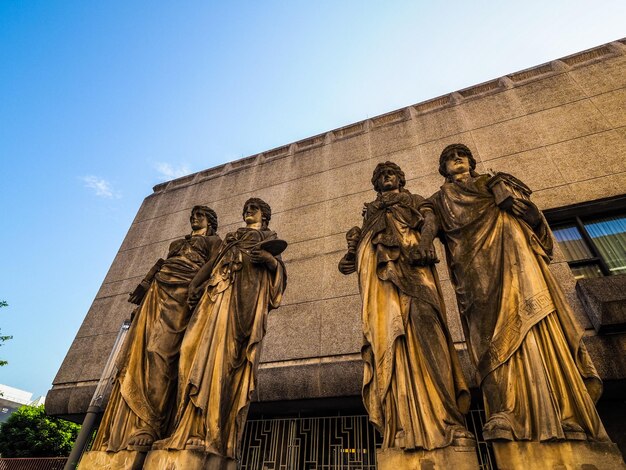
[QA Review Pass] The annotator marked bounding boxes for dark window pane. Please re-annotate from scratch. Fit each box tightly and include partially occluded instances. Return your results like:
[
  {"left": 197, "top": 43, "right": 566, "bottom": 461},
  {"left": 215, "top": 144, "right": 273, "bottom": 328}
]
[
  {"left": 584, "top": 215, "right": 626, "bottom": 275},
  {"left": 552, "top": 224, "right": 594, "bottom": 262},
  {"left": 570, "top": 264, "right": 604, "bottom": 280}
]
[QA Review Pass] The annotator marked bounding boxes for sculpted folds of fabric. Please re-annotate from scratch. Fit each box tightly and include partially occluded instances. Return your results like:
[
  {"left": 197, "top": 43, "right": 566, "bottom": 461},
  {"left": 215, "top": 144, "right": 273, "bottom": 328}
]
[
  {"left": 93, "top": 233, "right": 221, "bottom": 452},
  {"left": 159, "top": 227, "right": 286, "bottom": 458},
  {"left": 340, "top": 162, "right": 473, "bottom": 452},
  {"left": 431, "top": 172, "right": 608, "bottom": 442}
]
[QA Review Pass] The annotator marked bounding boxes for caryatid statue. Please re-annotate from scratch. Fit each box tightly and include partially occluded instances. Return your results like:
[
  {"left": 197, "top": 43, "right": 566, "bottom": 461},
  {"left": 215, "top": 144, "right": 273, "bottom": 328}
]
[
  {"left": 338, "top": 161, "right": 474, "bottom": 451},
  {"left": 152, "top": 197, "right": 287, "bottom": 466},
  {"left": 430, "top": 143, "right": 609, "bottom": 442},
  {"left": 90, "top": 206, "right": 222, "bottom": 453}
]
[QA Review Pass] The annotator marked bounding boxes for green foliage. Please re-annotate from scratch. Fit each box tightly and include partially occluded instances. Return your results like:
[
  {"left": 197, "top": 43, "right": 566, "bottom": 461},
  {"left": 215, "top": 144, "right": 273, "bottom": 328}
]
[
  {"left": 0, "top": 404, "right": 80, "bottom": 457},
  {"left": 0, "top": 300, "right": 11, "bottom": 367}
]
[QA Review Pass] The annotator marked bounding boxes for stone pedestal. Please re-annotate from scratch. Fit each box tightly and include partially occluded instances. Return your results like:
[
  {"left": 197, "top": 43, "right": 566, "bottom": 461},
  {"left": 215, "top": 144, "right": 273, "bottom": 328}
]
[
  {"left": 377, "top": 445, "right": 479, "bottom": 470},
  {"left": 142, "top": 449, "right": 237, "bottom": 470},
  {"left": 78, "top": 450, "right": 146, "bottom": 470},
  {"left": 492, "top": 440, "right": 626, "bottom": 470}
]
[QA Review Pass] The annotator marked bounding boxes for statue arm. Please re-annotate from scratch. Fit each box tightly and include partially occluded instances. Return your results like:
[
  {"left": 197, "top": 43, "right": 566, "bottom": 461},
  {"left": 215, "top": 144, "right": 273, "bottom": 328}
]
[
  {"left": 187, "top": 236, "right": 223, "bottom": 309},
  {"left": 410, "top": 205, "right": 440, "bottom": 266},
  {"left": 338, "top": 226, "right": 362, "bottom": 275},
  {"left": 494, "top": 173, "right": 554, "bottom": 259},
  {"left": 509, "top": 198, "right": 542, "bottom": 228},
  {"left": 249, "top": 249, "right": 279, "bottom": 272},
  {"left": 128, "top": 258, "right": 165, "bottom": 305},
  {"left": 510, "top": 199, "right": 554, "bottom": 258},
  {"left": 419, "top": 207, "right": 438, "bottom": 247}
]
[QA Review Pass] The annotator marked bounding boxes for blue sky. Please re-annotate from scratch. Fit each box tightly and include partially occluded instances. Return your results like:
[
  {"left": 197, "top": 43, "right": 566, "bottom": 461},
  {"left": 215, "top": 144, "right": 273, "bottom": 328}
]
[{"left": 1, "top": 1, "right": 625, "bottom": 398}]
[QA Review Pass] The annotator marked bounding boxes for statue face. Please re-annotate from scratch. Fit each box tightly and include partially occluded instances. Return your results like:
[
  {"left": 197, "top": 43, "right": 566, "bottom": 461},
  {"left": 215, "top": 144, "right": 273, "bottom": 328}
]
[
  {"left": 377, "top": 167, "right": 400, "bottom": 192},
  {"left": 190, "top": 211, "right": 209, "bottom": 232},
  {"left": 244, "top": 202, "right": 263, "bottom": 226},
  {"left": 444, "top": 151, "right": 471, "bottom": 177}
]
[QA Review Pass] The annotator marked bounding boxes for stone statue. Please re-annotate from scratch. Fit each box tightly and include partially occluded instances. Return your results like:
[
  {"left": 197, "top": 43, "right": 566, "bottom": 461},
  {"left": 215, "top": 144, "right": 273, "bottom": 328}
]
[
  {"left": 149, "top": 197, "right": 287, "bottom": 468},
  {"left": 89, "top": 206, "right": 222, "bottom": 455},
  {"left": 430, "top": 144, "right": 609, "bottom": 443},
  {"left": 338, "top": 162, "right": 474, "bottom": 453}
]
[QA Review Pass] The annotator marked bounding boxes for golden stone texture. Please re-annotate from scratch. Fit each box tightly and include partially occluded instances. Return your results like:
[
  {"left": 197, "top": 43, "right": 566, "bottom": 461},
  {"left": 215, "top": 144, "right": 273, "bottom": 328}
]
[
  {"left": 78, "top": 450, "right": 145, "bottom": 470},
  {"left": 142, "top": 450, "right": 236, "bottom": 470},
  {"left": 81, "top": 207, "right": 221, "bottom": 466},
  {"left": 376, "top": 445, "right": 479, "bottom": 470},
  {"left": 338, "top": 162, "right": 475, "bottom": 460},
  {"left": 492, "top": 441, "right": 626, "bottom": 470},
  {"left": 145, "top": 198, "right": 286, "bottom": 463},
  {"left": 431, "top": 144, "right": 609, "bottom": 444},
  {"left": 80, "top": 201, "right": 287, "bottom": 468}
]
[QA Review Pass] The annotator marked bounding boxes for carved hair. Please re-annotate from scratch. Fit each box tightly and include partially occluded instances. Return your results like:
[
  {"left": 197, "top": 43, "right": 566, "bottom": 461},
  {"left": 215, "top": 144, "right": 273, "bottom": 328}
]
[
  {"left": 243, "top": 197, "right": 271, "bottom": 229},
  {"left": 371, "top": 161, "right": 406, "bottom": 193},
  {"left": 191, "top": 205, "right": 218, "bottom": 232},
  {"left": 438, "top": 143, "right": 477, "bottom": 178}
]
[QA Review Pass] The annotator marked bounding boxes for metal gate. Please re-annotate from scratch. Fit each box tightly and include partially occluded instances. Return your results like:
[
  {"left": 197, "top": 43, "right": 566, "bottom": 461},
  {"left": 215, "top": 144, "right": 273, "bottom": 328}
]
[
  {"left": 239, "top": 409, "right": 496, "bottom": 470},
  {"left": 240, "top": 415, "right": 379, "bottom": 470}
]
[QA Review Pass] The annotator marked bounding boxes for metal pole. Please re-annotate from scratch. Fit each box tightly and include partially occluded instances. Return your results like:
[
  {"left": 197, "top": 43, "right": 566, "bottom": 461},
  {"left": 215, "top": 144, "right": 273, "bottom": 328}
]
[{"left": 64, "top": 320, "right": 131, "bottom": 470}]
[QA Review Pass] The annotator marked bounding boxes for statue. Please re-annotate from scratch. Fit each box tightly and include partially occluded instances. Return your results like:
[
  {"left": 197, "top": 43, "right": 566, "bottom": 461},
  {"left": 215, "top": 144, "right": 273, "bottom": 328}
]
[
  {"left": 152, "top": 197, "right": 287, "bottom": 466},
  {"left": 90, "top": 206, "right": 222, "bottom": 454},
  {"left": 338, "top": 162, "right": 474, "bottom": 452},
  {"left": 429, "top": 144, "right": 609, "bottom": 443}
]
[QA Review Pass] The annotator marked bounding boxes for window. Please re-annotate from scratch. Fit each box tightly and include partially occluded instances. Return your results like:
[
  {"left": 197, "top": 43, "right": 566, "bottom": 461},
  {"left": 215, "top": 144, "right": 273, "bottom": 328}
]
[{"left": 545, "top": 196, "right": 626, "bottom": 280}]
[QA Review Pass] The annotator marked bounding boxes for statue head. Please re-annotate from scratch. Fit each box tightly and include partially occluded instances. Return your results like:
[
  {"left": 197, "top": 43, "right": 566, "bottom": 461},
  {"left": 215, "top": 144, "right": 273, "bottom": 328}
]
[
  {"left": 438, "top": 143, "right": 477, "bottom": 179},
  {"left": 371, "top": 161, "right": 406, "bottom": 193},
  {"left": 190, "top": 205, "right": 218, "bottom": 234},
  {"left": 243, "top": 197, "right": 271, "bottom": 229}
]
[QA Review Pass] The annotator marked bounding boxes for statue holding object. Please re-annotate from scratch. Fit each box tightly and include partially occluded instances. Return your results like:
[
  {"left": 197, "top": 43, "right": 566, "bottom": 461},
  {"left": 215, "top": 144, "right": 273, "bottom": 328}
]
[
  {"left": 338, "top": 162, "right": 475, "bottom": 455},
  {"left": 146, "top": 197, "right": 287, "bottom": 469},
  {"left": 430, "top": 144, "right": 609, "bottom": 443},
  {"left": 82, "top": 206, "right": 222, "bottom": 468}
]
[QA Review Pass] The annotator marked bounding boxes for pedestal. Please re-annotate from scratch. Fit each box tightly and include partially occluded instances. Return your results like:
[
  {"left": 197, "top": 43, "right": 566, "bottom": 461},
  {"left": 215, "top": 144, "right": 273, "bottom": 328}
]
[
  {"left": 142, "top": 449, "right": 237, "bottom": 470},
  {"left": 376, "top": 445, "right": 479, "bottom": 470},
  {"left": 78, "top": 450, "right": 146, "bottom": 470},
  {"left": 492, "top": 440, "right": 626, "bottom": 470}
]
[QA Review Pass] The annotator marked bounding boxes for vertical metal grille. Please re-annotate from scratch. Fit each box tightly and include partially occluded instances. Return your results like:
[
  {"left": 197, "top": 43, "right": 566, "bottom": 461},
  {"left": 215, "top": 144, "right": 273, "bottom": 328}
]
[
  {"left": 240, "top": 415, "right": 380, "bottom": 470},
  {"left": 465, "top": 407, "right": 496, "bottom": 470},
  {"left": 240, "top": 408, "right": 497, "bottom": 470}
]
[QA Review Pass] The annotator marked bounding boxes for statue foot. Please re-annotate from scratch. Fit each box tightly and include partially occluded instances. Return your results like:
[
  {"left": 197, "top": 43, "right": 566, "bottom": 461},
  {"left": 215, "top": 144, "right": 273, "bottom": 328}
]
[
  {"left": 482, "top": 414, "right": 514, "bottom": 441},
  {"left": 562, "top": 421, "right": 587, "bottom": 441},
  {"left": 127, "top": 431, "right": 156, "bottom": 452},
  {"left": 451, "top": 426, "right": 476, "bottom": 447},
  {"left": 150, "top": 438, "right": 167, "bottom": 450},
  {"left": 393, "top": 430, "right": 406, "bottom": 448},
  {"left": 185, "top": 437, "right": 206, "bottom": 451}
]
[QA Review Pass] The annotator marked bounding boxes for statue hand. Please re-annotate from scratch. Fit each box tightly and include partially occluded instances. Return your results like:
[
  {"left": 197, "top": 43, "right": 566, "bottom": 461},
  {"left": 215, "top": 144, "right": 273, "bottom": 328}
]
[
  {"left": 346, "top": 226, "right": 362, "bottom": 252},
  {"left": 410, "top": 243, "right": 439, "bottom": 266},
  {"left": 187, "top": 285, "right": 203, "bottom": 310},
  {"left": 509, "top": 198, "right": 541, "bottom": 228},
  {"left": 250, "top": 249, "right": 278, "bottom": 270},
  {"left": 338, "top": 254, "right": 356, "bottom": 275},
  {"left": 128, "top": 280, "right": 150, "bottom": 305}
]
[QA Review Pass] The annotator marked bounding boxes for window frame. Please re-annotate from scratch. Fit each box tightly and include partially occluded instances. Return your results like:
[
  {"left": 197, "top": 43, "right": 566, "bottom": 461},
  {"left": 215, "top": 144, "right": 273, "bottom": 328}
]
[{"left": 543, "top": 195, "right": 626, "bottom": 278}]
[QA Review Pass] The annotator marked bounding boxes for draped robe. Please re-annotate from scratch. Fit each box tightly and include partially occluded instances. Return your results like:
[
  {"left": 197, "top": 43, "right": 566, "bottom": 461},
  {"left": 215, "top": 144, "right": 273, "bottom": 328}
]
[
  {"left": 93, "top": 234, "right": 222, "bottom": 452},
  {"left": 160, "top": 227, "right": 286, "bottom": 459},
  {"left": 430, "top": 175, "right": 608, "bottom": 441},
  {"left": 356, "top": 190, "right": 470, "bottom": 450}
]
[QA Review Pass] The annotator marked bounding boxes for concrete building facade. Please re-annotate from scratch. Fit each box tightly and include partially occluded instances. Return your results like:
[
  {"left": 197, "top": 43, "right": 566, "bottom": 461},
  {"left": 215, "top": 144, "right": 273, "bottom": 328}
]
[{"left": 47, "top": 39, "right": 626, "bottom": 459}]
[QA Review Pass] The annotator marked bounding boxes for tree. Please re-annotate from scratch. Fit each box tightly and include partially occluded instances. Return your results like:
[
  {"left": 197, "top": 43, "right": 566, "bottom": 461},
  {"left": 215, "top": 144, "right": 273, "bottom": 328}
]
[
  {"left": 0, "top": 300, "right": 11, "bottom": 367},
  {"left": 0, "top": 404, "right": 80, "bottom": 457}
]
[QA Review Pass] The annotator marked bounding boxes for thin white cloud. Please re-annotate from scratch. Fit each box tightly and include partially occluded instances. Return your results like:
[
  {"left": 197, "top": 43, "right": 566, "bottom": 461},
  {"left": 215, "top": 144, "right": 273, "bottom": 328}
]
[
  {"left": 81, "top": 176, "right": 120, "bottom": 199},
  {"left": 154, "top": 162, "right": 191, "bottom": 181}
]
